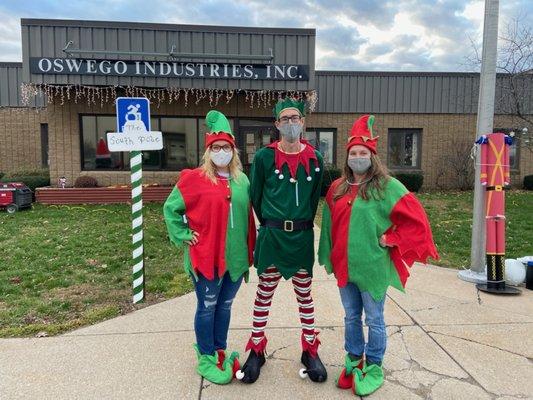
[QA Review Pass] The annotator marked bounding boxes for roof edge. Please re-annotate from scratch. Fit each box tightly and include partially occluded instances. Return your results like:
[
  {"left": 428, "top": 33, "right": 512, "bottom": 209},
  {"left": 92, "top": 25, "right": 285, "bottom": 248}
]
[{"left": 20, "top": 18, "right": 316, "bottom": 36}]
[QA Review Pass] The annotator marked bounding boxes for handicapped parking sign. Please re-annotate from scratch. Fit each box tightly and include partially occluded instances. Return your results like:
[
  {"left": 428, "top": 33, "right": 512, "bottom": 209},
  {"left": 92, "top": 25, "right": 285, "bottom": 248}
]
[{"left": 107, "top": 97, "right": 163, "bottom": 151}]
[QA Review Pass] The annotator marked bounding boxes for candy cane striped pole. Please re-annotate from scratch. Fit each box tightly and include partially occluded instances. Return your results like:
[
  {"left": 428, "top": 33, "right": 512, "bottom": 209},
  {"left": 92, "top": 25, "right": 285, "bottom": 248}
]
[{"left": 131, "top": 150, "right": 144, "bottom": 304}]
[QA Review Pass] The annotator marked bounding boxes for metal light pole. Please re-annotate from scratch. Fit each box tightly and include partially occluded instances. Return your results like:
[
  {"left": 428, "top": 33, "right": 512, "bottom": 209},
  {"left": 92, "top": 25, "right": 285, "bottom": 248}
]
[{"left": 459, "top": 0, "right": 500, "bottom": 283}]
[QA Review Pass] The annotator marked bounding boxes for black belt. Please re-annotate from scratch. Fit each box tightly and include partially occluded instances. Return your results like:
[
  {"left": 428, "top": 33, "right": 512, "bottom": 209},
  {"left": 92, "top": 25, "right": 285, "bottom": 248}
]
[
  {"left": 486, "top": 185, "right": 508, "bottom": 191},
  {"left": 262, "top": 219, "right": 314, "bottom": 232}
]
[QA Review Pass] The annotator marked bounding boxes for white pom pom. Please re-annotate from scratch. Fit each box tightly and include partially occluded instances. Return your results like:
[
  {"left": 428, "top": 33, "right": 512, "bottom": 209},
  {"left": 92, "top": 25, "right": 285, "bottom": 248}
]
[
  {"left": 315, "top": 167, "right": 320, "bottom": 172},
  {"left": 278, "top": 174, "right": 284, "bottom": 180},
  {"left": 290, "top": 178, "right": 296, "bottom": 183},
  {"left": 505, "top": 259, "right": 526, "bottom": 285},
  {"left": 236, "top": 370, "right": 244, "bottom": 380},
  {"left": 307, "top": 176, "right": 312, "bottom": 181},
  {"left": 299, "top": 368, "right": 308, "bottom": 379},
  {"left": 275, "top": 169, "right": 280, "bottom": 174}
]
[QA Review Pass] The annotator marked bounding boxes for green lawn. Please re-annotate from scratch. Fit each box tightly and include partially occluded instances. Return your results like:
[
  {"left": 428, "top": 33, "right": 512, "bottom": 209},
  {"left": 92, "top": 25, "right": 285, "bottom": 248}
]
[
  {"left": 315, "top": 190, "right": 532, "bottom": 269},
  {"left": 1, "top": 190, "right": 531, "bottom": 338},
  {"left": 0, "top": 203, "right": 191, "bottom": 338},
  {"left": 418, "top": 190, "right": 532, "bottom": 269}
]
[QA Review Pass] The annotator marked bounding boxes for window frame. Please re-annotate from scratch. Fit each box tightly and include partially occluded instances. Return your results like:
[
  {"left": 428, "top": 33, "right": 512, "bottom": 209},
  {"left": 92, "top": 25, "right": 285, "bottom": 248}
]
[
  {"left": 304, "top": 127, "right": 337, "bottom": 166},
  {"left": 387, "top": 128, "right": 423, "bottom": 170}
]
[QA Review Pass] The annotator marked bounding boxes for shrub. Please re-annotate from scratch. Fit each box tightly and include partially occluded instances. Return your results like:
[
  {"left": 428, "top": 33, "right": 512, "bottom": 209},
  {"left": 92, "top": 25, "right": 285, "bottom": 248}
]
[
  {"left": 74, "top": 176, "right": 99, "bottom": 188},
  {"left": 394, "top": 173, "right": 424, "bottom": 192},
  {"left": 4, "top": 168, "right": 50, "bottom": 191},
  {"left": 321, "top": 166, "right": 342, "bottom": 196},
  {"left": 524, "top": 175, "right": 533, "bottom": 190},
  {"left": 0, "top": 172, "right": 4, "bottom": 180}
]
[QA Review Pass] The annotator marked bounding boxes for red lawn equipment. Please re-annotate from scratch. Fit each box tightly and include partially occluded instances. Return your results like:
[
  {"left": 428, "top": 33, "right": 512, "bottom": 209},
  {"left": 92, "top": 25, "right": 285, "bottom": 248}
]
[{"left": 0, "top": 182, "right": 33, "bottom": 214}]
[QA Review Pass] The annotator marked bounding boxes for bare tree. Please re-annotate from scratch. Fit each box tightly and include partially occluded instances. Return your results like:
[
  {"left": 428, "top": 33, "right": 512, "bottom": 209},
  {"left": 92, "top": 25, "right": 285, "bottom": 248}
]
[
  {"left": 435, "top": 138, "right": 475, "bottom": 190},
  {"left": 466, "top": 14, "right": 533, "bottom": 150}
]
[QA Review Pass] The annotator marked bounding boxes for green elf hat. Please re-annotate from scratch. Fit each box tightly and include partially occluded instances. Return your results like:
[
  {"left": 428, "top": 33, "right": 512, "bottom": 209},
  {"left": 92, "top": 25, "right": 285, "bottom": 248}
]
[
  {"left": 273, "top": 98, "right": 306, "bottom": 120},
  {"left": 205, "top": 110, "right": 236, "bottom": 148}
]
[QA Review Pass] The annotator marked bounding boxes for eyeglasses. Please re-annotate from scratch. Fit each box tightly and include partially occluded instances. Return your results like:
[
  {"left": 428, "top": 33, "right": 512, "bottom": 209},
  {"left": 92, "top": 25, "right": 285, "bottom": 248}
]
[
  {"left": 211, "top": 144, "right": 233, "bottom": 153},
  {"left": 278, "top": 115, "right": 302, "bottom": 124}
]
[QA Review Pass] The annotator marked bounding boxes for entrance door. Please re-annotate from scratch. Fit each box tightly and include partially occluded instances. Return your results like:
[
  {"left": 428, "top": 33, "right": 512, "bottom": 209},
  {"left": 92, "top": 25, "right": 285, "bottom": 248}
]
[{"left": 239, "top": 125, "right": 277, "bottom": 172}]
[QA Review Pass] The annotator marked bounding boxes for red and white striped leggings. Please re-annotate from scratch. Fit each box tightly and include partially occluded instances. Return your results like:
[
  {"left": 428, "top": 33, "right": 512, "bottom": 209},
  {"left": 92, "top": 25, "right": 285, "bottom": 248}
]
[{"left": 251, "top": 266, "right": 316, "bottom": 346}]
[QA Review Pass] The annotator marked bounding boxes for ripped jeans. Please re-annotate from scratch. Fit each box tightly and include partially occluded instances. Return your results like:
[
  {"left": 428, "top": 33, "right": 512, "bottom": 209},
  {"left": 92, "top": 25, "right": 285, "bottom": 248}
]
[{"left": 193, "top": 272, "right": 243, "bottom": 355}]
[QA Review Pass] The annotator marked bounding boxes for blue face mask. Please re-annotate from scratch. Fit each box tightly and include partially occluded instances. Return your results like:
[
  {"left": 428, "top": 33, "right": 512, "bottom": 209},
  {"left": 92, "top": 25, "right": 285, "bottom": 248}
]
[{"left": 279, "top": 123, "right": 302, "bottom": 143}]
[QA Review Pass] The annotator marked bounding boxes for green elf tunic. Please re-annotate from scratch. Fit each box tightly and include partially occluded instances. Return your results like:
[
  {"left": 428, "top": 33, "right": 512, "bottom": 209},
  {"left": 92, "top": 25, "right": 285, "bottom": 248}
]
[
  {"left": 318, "top": 177, "right": 439, "bottom": 301},
  {"left": 164, "top": 168, "right": 256, "bottom": 282},
  {"left": 251, "top": 141, "right": 324, "bottom": 279}
]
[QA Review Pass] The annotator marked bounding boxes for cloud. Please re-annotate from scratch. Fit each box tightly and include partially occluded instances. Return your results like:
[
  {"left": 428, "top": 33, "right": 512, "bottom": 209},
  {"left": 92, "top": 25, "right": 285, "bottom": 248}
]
[{"left": 317, "top": 25, "right": 366, "bottom": 55}]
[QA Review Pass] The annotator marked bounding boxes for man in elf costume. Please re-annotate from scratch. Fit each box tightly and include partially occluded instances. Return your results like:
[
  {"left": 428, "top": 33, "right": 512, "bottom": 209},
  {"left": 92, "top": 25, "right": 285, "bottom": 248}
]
[
  {"left": 238, "top": 98, "right": 326, "bottom": 383},
  {"left": 164, "top": 110, "right": 256, "bottom": 385},
  {"left": 318, "top": 115, "right": 439, "bottom": 396}
]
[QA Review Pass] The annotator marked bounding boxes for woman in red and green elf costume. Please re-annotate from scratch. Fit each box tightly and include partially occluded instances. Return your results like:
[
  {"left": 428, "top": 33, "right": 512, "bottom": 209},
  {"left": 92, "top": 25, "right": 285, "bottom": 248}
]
[
  {"left": 164, "top": 110, "right": 256, "bottom": 385},
  {"left": 318, "top": 115, "right": 439, "bottom": 396}
]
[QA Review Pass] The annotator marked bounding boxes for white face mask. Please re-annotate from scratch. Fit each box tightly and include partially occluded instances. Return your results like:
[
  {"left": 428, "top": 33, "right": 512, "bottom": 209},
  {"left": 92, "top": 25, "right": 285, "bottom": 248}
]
[{"left": 210, "top": 150, "right": 233, "bottom": 167}]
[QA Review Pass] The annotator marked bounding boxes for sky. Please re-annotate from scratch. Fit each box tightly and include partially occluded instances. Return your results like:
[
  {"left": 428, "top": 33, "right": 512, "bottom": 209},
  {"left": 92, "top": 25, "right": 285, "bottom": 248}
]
[{"left": 0, "top": 0, "right": 531, "bottom": 72}]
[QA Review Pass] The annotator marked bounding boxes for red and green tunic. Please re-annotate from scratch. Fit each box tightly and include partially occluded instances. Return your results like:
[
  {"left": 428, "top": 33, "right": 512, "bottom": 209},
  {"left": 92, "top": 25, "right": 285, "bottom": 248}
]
[
  {"left": 318, "top": 177, "right": 439, "bottom": 301},
  {"left": 163, "top": 168, "right": 256, "bottom": 282},
  {"left": 251, "top": 141, "right": 324, "bottom": 279}
]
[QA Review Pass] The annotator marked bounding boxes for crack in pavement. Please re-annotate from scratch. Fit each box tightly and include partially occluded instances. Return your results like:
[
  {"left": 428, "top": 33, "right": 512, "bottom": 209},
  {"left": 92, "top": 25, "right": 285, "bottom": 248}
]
[
  {"left": 426, "top": 330, "right": 532, "bottom": 360},
  {"left": 476, "top": 288, "right": 483, "bottom": 305},
  {"left": 387, "top": 295, "right": 499, "bottom": 399}
]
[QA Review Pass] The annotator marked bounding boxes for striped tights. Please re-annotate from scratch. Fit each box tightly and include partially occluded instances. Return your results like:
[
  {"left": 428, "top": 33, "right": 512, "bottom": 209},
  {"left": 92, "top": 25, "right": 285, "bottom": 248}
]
[{"left": 251, "top": 266, "right": 316, "bottom": 347}]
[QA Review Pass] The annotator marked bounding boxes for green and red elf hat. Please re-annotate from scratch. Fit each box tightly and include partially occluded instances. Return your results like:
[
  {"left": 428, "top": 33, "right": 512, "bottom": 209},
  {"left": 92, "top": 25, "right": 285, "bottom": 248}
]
[
  {"left": 204, "top": 110, "right": 236, "bottom": 148},
  {"left": 346, "top": 115, "right": 379, "bottom": 154},
  {"left": 273, "top": 97, "right": 306, "bottom": 119}
]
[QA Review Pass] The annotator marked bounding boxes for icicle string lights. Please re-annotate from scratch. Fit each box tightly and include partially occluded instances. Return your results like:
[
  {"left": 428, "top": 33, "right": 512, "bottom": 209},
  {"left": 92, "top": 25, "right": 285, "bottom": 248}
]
[{"left": 20, "top": 83, "right": 317, "bottom": 112}]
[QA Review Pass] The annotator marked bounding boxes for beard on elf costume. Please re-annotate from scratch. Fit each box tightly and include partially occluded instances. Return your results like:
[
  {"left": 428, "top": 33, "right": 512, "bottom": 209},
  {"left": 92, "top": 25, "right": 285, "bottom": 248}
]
[
  {"left": 163, "top": 110, "right": 256, "bottom": 385},
  {"left": 236, "top": 98, "right": 326, "bottom": 384},
  {"left": 318, "top": 115, "right": 439, "bottom": 396}
]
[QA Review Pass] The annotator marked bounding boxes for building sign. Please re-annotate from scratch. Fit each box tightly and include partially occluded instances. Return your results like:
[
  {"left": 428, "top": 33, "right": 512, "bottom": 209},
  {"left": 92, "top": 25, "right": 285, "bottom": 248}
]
[{"left": 29, "top": 57, "right": 309, "bottom": 81}]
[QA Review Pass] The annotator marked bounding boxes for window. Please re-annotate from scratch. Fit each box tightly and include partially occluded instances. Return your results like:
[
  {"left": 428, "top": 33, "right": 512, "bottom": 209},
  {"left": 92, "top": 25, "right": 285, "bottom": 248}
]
[
  {"left": 494, "top": 128, "right": 520, "bottom": 170},
  {"left": 304, "top": 128, "right": 336, "bottom": 166},
  {"left": 388, "top": 129, "right": 422, "bottom": 169},
  {"left": 81, "top": 115, "right": 199, "bottom": 171},
  {"left": 40, "top": 123, "right": 49, "bottom": 167}
]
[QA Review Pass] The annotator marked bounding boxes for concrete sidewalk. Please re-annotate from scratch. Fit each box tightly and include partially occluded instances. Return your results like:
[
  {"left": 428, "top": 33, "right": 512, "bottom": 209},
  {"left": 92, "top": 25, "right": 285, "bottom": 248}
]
[{"left": 1, "top": 229, "right": 532, "bottom": 399}]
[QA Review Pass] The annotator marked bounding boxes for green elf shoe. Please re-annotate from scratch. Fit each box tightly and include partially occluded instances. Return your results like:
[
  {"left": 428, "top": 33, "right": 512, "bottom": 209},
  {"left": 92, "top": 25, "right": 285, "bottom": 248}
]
[
  {"left": 193, "top": 344, "right": 233, "bottom": 385},
  {"left": 336, "top": 354, "right": 364, "bottom": 390},
  {"left": 352, "top": 363, "right": 384, "bottom": 396}
]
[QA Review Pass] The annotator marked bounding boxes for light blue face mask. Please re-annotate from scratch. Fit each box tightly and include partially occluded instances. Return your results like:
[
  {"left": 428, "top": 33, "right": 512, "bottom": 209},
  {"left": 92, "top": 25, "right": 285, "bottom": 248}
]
[{"left": 279, "top": 123, "right": 302, "bottom": 143}]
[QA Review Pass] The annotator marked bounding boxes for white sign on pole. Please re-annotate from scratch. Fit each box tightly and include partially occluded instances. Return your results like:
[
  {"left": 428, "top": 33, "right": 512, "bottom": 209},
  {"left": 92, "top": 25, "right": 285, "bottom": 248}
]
[{"left": 107, "top": 99, "right": 163, "bottom": 151}]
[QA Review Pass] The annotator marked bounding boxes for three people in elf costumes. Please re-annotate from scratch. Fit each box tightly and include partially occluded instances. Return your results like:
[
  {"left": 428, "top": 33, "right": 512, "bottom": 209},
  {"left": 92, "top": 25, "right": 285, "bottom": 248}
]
[
  {"left": 318, "top": 114, "right": 439, "bottom": 396},
  {"left": 164, "top": 110, "right": 256, "bottom": 385},
  {"left": 238, "top": 98, "right": 327, "bottom": 383}
]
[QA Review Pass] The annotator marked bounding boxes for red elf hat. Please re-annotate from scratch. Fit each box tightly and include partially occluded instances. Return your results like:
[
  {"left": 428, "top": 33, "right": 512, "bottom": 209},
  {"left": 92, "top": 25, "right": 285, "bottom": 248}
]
[
  {"left": 346, "top": 115, "right": 378, "bottom": 154},
  {"left": 96, "top": 138, "right": 111, "bottom": 158}
]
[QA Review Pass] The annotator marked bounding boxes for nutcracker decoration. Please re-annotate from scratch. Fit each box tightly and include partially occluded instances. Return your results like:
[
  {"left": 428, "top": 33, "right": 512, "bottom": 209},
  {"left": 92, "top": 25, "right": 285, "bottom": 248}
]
[{"left": 476, "top": 132, "right": 521, "bottom": 295}]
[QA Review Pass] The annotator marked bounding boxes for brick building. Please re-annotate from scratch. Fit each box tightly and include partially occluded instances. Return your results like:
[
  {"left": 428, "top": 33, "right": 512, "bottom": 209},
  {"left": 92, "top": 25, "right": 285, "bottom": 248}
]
[{"left": 1, "top": 19, "right": 532, "bottom": 189}]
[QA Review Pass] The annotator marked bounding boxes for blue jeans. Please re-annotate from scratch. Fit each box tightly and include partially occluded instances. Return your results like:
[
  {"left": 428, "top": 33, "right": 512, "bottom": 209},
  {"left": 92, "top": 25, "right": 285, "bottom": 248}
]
[
  {"left": 193, "top": 272, "right": 243, "bottom": 355},
  {"left": 338, "top": 283, "right": 386, "bottom": 365}
]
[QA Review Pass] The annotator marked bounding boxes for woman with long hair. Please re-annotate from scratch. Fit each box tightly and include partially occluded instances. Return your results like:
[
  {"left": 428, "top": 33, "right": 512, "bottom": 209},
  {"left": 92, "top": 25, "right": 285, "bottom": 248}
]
[
  {"left": 318, "top": 115, "right": 439, "bottom": 396},
  {"left": 164, "top": 110, "right": 256, "bottom": 385}
]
